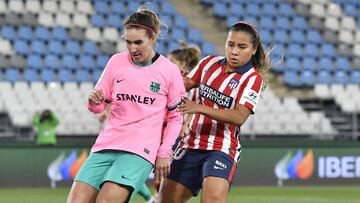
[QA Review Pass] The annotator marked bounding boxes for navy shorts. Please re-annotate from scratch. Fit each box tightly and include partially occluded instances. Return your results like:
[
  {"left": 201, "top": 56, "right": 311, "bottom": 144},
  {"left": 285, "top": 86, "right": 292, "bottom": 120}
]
[{"left": 168, "top": 148, "right": 237, "bottom": 196}]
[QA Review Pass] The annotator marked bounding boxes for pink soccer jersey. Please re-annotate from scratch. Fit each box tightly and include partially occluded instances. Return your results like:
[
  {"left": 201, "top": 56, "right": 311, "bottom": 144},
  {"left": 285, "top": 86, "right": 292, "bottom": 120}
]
[
  {"left": 179, "top": 55, "right": 263, "bottom": 162},
  {"left": 88, "top": 52, "right": 185, "bottom": 164}
]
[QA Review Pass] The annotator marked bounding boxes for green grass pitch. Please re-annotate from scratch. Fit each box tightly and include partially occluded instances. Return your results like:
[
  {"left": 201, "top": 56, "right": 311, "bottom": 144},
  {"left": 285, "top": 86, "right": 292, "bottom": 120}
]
[{"left": 0, "top": 186, "right": 359, "bottom": 203}]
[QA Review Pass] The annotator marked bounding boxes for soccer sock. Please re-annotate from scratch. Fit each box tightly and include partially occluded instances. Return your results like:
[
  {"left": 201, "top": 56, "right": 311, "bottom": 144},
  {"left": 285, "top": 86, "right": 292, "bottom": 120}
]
[{"left": 138, "top": 183, "right": 152, "bottom": 201}]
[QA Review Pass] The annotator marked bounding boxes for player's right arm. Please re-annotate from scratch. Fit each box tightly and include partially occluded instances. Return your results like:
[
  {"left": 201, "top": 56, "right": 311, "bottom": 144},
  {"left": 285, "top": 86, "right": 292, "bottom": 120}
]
[{"left": 88, "top": 54, "right": 117, "bottom": 114}]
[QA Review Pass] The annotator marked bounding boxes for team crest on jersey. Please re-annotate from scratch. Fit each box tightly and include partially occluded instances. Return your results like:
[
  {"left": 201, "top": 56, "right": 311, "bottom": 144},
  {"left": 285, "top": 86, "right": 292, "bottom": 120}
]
[
  {"left": 150, "top": 82, "right": 160, "bottom": 93},
  {"left": 228, "top": 78, "right": 240, "bottom": 89}
]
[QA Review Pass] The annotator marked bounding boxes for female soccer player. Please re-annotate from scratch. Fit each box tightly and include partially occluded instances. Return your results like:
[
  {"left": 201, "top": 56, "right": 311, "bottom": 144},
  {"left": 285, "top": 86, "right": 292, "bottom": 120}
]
[
  {"left": 158, "top": 21, "right": 271, "bottom": 203},
  {"left": 67, "top": 9, "right": 185, "bottom": 203}
]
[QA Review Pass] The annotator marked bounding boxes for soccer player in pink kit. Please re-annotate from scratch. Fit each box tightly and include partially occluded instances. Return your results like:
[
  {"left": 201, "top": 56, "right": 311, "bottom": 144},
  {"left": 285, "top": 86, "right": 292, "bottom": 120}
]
[
  {"left": 67, "top": 9, "right": 185, "bottom": 203},
  {"left": 158, "top": 22, "right": 271, "bottom": 203}
]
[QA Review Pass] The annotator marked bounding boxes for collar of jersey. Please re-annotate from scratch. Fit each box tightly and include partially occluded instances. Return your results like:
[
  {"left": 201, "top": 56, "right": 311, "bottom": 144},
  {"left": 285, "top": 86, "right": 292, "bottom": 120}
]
[{"left": 219, "top": 58, "right": 253, "bottom": 74}]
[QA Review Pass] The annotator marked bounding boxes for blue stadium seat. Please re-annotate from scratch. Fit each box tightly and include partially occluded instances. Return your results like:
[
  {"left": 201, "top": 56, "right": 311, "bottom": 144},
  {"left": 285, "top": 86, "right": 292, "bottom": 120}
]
[
  {"left": 156, "top": 42, "right": 166, "bottom": 55},
  {"left": 62, "top": 55, "right": 78, "bottom": 70},
  {"left": 260, "top": 30, "right": 272, "bottom": 45},
  {"left": 0, "top": 26, "right": 17, "bottom": 41},
  {"left": 320, "top": 43, "right": 337, "bottom": 58},
  {"left": 246, "top": 3, "right": 261, "bottom": 17},
  {"left": 13, "top": 40, "right": 30, "bottom": 55},
  {"left": 272, "top": 44, "right": 286, "bottom": 59},
  {"left": 304, "top": 44, "right": 319, "bottom": 57},
  {"left": 343, "top": 4, "right": 358, "bottom": 17},
  {"left": 107, "top": 15, "right": 123, "bottom": 30},
  {"left": 262, "top": 4, "right": 277, "bottom": 17},
  {"left": 48, "top": 41, "right": 64, "bottom": 56},
  {"left": 202, "top": 42, "right": 217, "bottom": 56},
  {"left": 278, "top": 4, "right": 295, "bottom": 17},
  {"left": 229, "top": 2, "right": 243, "bottom": 16},
  {"left": 91, "top": 14, "right": 106, "bottom": 28},
  {"left": 45, "top": 55, "right": 61, "bottom": 70},
  {"left": 161, "top": 2, "right": 177, "bottom": 15},
  {"left": 171, "top": 28, "right": 186, "bottom": 40},
  {"left": 92, "top": 69, "right": 103, "bottom": 83},
  {"left": 83, "top": 41, "right": 99, "bottom": 56},
  {"left": 350, "top": 71, "right": 360, "bottom": 84},
  {"left": 289, "top": 30, "right": 305, "bottom": 44},
  {"left": 167, "top": 41, "right": 180, "bottom": 53},
  {"left": 287, "top": 44, "right": 303, "bottom": 58},
  {"left": 275, "top": 17, "right": 291, "bottom": 31},
  {"left": 65, "top": 41, "right": 82, "bottom": 56},
  {"left": 174, "top": 15, "right": 189, "bottom": 29},
  {"left": 111, "top": 2, "right": 126, "bottom": 15},
  {"left": 96, "top": 55, "right": 110, "bottom": 69},
  {"left": 41, "top": 70, "right": 56, "bottom": 82},
  {"left": 317, "top": 70, "right": 332, "bottom": 84},
  {"left": 306, "top": 29, "right": 322, "bottom": 45},
  {"left": 94, "top": 1, "right": 109, "bottom": 15},
  {"left": 286, "top": 57, "right": 302, "bottom": 71},
  {"left": 187, "top": 28, "right": 203, "bottom": 44},
  {"left": 283, "top": 71, "right": 301, "bottom": 87},
  {"left": 335, "top": 57, "right": 351, "bottom": 71},
  {"left": 31, "top": 40, "right": 47, "bottom": 55},
  {"left": 300, "top": 70, "right": 316, "bottom": 86},
  {"left": 6, "top": 69, "right": 21, "bottom": 82},
  {"left": 58, "top": 69, "right": 73, "bottom": 82},
  {"left": 79, "top": 55, "right": 95, "bottom": 70},
  {"left": 128, "top": 1, "right": 141, "bottom": 13},
  {"left": 302, "top": 58, "right": 318, "bottom": 71},
  {"left": 23, "top": 69, "right": 39, "bottom": 82},
  {"left": 292, "top": 17, "right": 307, "bottom": 31},
  {"left": 75, "top": 69, "right": 91, "bottom": 82},
  {"left": 52, "top": 27, "right": 69, "bottom": 42},
  {"left": 35, "top": 27, "right": 51, "bottom": 41},
  {"left": 213, "top": 2, "right": 227, "bottom": 18},
  {"left": 273, "top": 30, "right": 288, "bottom": 44},
  {"left": 159, "top": 14, "right": 173, "bottom": 26},
  {"left": 334, "top": 71, "right": 349, "bottom": 84},
  {"left": 27, "top": 54, "right": 45, "bottom": 70},
  {"left": 318, "top": 57, "right": 334, "bottom": 71},
  {"left": 18, "top": 26, "right": 34, "bottom": 42},
  {"left": 259, "top": 18, "right": 274, "bottom": 31},
  {"left": 243, "top": 17, "right": 258, "bottom": 27},
  {"left": 226, "top": 16, "right": 239, "bottom": 28}
]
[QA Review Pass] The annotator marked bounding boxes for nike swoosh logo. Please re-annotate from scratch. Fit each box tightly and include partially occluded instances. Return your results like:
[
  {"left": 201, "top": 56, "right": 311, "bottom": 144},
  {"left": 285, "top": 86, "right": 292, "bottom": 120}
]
[
  {"left": 214, "top": 166, "right": 225, "bottom": 170},
  {"left": 117, "top": 79, "right": 125, "bottom": 83},
  {"left": 121, "top": 175, "right": 130, "bottom": 180}
]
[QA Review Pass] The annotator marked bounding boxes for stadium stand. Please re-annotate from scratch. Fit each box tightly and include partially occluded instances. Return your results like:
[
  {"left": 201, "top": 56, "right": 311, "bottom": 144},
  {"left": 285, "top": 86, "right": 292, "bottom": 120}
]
[{"left": 0, "top": 0, "right": 358, "bottom": 141}]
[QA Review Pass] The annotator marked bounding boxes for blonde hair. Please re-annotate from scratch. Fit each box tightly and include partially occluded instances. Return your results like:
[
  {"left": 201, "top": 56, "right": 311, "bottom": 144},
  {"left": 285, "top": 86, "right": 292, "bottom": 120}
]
[{"left": 169, "top": 42, "right": 201, "bottom": 72}]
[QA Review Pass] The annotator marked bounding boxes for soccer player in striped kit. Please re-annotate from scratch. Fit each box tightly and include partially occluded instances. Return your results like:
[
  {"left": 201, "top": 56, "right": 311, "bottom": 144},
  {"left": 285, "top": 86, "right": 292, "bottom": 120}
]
[{"left": 159, "top": 21, "right": 271, "bottom": 203}]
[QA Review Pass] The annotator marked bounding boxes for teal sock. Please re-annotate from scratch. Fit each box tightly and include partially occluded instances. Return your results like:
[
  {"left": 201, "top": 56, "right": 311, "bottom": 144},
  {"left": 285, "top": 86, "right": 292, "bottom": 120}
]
[{"left": 137, "top": 183, "right": 152, "bottom": 201}]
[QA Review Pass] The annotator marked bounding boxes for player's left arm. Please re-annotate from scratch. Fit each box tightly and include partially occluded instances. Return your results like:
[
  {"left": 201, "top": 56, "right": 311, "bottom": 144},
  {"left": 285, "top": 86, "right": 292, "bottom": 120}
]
[
  {"left": 179, "top": 74, "right": 263, "bottom": 126},
  {"left": 155, "top": 67, "right": 186, "bottom": 181},
  {"left": 179, "top": 99, "right": 251, "bottom": 126}
]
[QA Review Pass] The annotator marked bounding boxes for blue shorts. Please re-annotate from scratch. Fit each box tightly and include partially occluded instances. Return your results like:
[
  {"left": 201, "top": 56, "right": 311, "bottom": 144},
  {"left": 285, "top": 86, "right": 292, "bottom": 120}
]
[{"left": 168, "top": 148, "right": 237, "bottom": 196}]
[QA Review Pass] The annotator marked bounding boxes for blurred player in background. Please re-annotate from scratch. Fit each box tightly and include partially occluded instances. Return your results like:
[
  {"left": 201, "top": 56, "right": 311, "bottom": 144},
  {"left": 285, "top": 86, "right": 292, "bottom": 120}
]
[
  {"left": 32, "top": 109, "right": 59, "bottom": 146},
  {"left": 159, "top": 21, "right": 271, "bottom": 203},
  {"left": 67, "top": 8, "right": 185, "bottom": 203},
  {"left": 152, "top": 42, "right": 202, "bottom": 194}
]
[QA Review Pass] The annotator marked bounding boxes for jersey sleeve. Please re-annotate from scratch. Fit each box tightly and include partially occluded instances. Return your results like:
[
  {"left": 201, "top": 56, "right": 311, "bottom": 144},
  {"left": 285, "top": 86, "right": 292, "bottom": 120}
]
[
  {"left": 157, "top": 68, "right": 186, "bottom": 158},
  {"left": 187, "top": 55, "right": 213, "bottom": 85},
  {"left": 238, "top": 74, "right": 263, "bottom": 113},
  {"left": 88, "top": 54, "right": 116, "bottom": 114}
]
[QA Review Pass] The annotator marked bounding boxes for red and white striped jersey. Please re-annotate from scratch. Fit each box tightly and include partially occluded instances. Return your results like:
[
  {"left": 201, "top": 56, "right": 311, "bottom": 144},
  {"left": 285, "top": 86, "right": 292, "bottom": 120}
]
[{"left": 178, "top": 55, "right": 263, "bottom": 162}]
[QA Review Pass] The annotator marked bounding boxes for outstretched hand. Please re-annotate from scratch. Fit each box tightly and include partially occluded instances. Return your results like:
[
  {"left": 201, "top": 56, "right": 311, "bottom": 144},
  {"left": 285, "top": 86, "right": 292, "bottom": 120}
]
[
  {"left": 88, "top": 89, "right": 105, "bottom": 105},
  {"left": 178, "top": 98, "right": 202, "bottom": 114}
]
